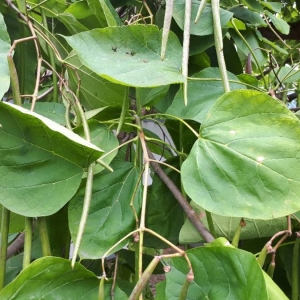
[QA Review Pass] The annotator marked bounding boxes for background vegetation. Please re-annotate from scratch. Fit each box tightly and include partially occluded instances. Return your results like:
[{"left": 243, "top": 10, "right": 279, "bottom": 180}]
[{"left": 1, "top": 0, "right": 300, "bottom": 299}]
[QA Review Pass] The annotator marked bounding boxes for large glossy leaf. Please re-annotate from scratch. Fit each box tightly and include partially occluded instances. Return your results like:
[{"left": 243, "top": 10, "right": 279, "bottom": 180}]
[
  {"left": 0, "top": 12, "right": 10, "bottom": 99},
  {"left": 179, "top": 202, "right": 287, "bottom": 243},
  {"left": 63, "top": 25, "right": 185, "bottom": 87},
  {"left": 166, "top": 68, "right": 245, "bottom": 123},
  {"left": 0, "top": 102, "right": 103, "bottom": 217},
  {"left": 173, "top": 1, "right": 233, "bottom": 36},
  {"left": 0, "top": 257, "right": 100, "bottom": 299},
  {"left": 66, "top": 52, "right": 126, "bottom": 109},
  {"left": 162, "top": 244, "right": 268, "bottom": 299},
  {"left": 68, "top": 160, "right": 141, "bottom": 259},
  {"left": 182, "top": 90, "right": 300, "bottom": 219}
]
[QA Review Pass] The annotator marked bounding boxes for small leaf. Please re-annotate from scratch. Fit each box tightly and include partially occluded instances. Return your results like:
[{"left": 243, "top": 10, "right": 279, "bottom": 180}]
[
  {"left": 265, "top": 11, "right": 290, "bottom": 35},
  {"left": 68, "top": 160, "right": 141, "bottom": 259},
  {"left": 0, "top": 102, "right": 103, "bottom": 217},
  {"left": 63, "top": 25, "right": 185, "bottom": 87},
  {"left": 182, "top": 90, "right": 300, "bottom": 219},
  {"left": 230, "top": 7, "right": 267, "bottom": 27},
  {"left": 261, "top": 2, "right": 282, "bottom": 13},
  {"left": 0, "top": 257, "right": 101, "bottom": 299}
]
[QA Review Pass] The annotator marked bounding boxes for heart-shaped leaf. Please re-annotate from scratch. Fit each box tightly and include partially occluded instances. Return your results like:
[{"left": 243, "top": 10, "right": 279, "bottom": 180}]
[
  {"left": 162, "top": 244, "right": 268, "bottom": 299},
  {"left": 0, "top": 257, "right": 100, "bottom": 299},
  {"left": 63, "top": 25, "right": 184, "bottom": 87},
  {"left": 182, "top": 90, "right": 300, "bottom": 219},
  {"left": 0, "top": 102, "right": 103, "bottom": 217}
]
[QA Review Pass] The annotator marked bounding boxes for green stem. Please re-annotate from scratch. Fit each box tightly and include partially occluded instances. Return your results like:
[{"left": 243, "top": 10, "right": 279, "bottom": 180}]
[
  {"left": 129, "top": 256, "right": 161, "bottom": 300},
  {"left": 41, "top": 9, "right": 58, "bottom": 102},
  {"left": 179, "top": 277, "right": 190, "bottom": 300},
  {"left": 211, "top": 0, "right": 230, "bottom": 93},
  {"left": 23, "top": 217, "right": 32, "bottom": 269},
  {"left": 257, "top": 243, "right": 269, "bottom": 268},
  {"left": 0, "top": 207, "right": 10, "bottom": 291},
  {"left": 7, "top": 55, "right": 22, "bottom": 106},
  {"left": 71, "top": 165, "right": 94, "bottom": 268},
  {"left": 38, "top": 217, "right": 51, "bottom": 256},
  {"left": 205, "top": 211, "right": 217, "bottom": 239},
  {"left": 116, "top": 87, "right": 129, "bottom": 136},
  {"left": 292, "top": 234, "right": 300, "bottom": 300},
  {"left": 231, "top": 218, "right": 245, "bottom": 248}
]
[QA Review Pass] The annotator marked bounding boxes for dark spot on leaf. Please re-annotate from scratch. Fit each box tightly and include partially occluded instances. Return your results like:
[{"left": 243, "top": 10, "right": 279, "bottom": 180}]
[{"left": 111, "top": 46, "right": 117, "bottom": 52}]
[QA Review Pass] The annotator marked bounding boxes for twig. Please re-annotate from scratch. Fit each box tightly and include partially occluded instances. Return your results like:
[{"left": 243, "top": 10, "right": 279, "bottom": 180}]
[{"left": 6, "top": 232, "right": 25, "bottom": 260}]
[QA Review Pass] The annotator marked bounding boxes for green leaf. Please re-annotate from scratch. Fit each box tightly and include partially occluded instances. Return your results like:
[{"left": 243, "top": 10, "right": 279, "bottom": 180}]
[
  {"left": 57, "top": 13, "right": 89, "bottom": 34},
  {"left": 263, "top": 271, "right": 289, "bottom": 300},
  {"left": 63, "top": 25, "right": 185, "bottom": 87},
  {"left": 98, "top": 0, "right": 121, "bottom": 27},
  {"left": 278, "top": 244, "right": 300, "bottom": 297},
  {"left": 261, "top": 2, "right": 282, "bottom": 13},
  {"left": 166, "top": 68, "right": 245, "bottom": 123},
  {"left": 240, "top": 0, "right": 263, "bottom": 12},
  {"left": 179, "top": 201, "right": 288, "bottom": 243},
  {"left": 136, "top": 85, "right": 169, "bottom": 107},
  {"left": 230, "top": 6, "right": 265, "bottom": 25},
  {"left": 66, "top": 52, "right": 126, "bottom": 109},
  {"left": 182, "top": 90, "right": 300, "bottom": 219},
  {"left": 0, "top": 257, "right": 101, "bottom": 299},
  {"left": 272, "top": 66, "right": 300, "bottom": 84},
  {"left": 74, "top": 121, "right": 119, "bottom": 174},
  {"left": 229, "top": 27, "right": 268, "bottom": 70},
  {"left": 68, "top": 160, "right": 141, "bottom": 259},
  {"left": 145, "top": 158, "right": 184, "bottom": 248},
  {"left": 265, "top": 11, "right": 290, "bottom": 35},
  {"left": 0, "top": 102, "right": 103, "bottom": 217},
  {"left": 30, "top": 0, "right": 67, "bottom": 16},
  {"left": 87, "top": 0, "right": 121, "bottom": 27},
  {"left": 164, "top": 246, "right": 268, "bottom": 299},
  {"left": 64, "top": 1, "right": 94, "bottom": 19},
  {"left": 173, "top": 1, "right": 233, "bottom": 36},
  {"left": 0, "top": 12, "right": 11, "bottom": 99},
  {"left": 23, "top": 102, "right": 67, "bottom": 125}
]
